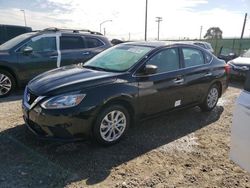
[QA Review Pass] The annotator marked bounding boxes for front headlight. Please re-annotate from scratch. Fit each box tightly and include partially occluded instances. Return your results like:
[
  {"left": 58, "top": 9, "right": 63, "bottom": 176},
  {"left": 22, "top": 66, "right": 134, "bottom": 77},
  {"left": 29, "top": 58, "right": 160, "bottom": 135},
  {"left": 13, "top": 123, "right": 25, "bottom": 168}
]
[
  {"left": 41, "top": 94, "right": 86, "bottom": 109},
  {"left": 228, "top": 61, "right": 238, "bottom": 69},
  {"left": 228, "top": 61, "right": 235, "bottom": 67}
]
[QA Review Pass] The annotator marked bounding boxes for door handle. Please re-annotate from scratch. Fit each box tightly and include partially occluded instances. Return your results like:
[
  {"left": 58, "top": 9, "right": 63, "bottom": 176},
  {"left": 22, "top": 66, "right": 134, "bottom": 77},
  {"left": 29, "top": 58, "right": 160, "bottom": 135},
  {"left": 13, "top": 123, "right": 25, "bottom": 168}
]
[
  {"left": 204, "top": 72, "right": 212, "bottom": 77},
  {"left": 173, "top": 78, "right": 184, "bottom": 84},
  {"left": 82, "top": 51, "right": 90, "bottom": 55},
  {"left": 49, "top": 56, "right": 58, "bottom": 59}
]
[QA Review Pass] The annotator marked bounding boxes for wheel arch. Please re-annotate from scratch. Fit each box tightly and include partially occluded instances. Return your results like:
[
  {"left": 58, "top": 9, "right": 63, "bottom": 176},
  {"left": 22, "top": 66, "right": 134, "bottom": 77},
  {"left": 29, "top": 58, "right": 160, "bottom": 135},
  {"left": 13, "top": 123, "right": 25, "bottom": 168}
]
[
  {"left": 211, "top": 80, "right": 222, "bottom": 98},
  {"left": 0, "top": 65, "right": 19, "bottom": 86},
  {"left": 95, "top": 95, "right": 136, "bottom": 126}
]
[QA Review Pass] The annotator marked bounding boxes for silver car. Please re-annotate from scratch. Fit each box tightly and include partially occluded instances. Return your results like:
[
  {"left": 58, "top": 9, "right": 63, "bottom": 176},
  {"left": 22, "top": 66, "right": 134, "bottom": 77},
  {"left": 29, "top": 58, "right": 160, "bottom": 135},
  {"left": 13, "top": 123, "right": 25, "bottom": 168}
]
[{"left": 228, "top": 49, "right": 250, "bottom": 78}]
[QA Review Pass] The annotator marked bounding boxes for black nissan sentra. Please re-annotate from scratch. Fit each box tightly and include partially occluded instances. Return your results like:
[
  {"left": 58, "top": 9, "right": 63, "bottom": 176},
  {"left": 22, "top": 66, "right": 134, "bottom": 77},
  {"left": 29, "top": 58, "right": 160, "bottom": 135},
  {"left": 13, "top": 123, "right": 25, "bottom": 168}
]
[{"left": 22, "top": 42, "right": 229, "bottom": 145}]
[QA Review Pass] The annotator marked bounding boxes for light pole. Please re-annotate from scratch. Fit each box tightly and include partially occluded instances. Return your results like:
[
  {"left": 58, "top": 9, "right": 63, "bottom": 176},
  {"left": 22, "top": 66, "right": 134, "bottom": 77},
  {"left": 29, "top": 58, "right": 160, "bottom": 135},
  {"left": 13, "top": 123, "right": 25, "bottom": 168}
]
[
  {"left": 20, "top": 9, "right": 27, "bottom": 26},
  {"left": 199, "top": 26, "right": 203, "bottom": 40},
  {"left": 145, "top": 0, "right": 148, "bottom": 41},
  {"left": 100, "top": 20, "right": 112, "bottom": 34},
  {"left": 156, "top": 17, "right": 162, "bottom": 40}
]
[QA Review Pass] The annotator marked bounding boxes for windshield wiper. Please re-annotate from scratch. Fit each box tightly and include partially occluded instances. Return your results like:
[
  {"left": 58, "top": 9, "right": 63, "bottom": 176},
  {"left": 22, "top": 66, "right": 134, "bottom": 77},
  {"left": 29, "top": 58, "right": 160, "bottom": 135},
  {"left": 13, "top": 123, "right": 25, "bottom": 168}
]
[{"left": 83, "top": 65, "right": 111, "bottom": 72}]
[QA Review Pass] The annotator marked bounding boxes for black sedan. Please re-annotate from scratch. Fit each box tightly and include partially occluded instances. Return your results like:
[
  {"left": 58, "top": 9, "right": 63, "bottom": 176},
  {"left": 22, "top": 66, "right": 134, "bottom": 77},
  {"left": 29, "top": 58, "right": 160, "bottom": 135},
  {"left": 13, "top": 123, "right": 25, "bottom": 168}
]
[{"left": 22, "top": 42, "right": 229, "bottom": 145}]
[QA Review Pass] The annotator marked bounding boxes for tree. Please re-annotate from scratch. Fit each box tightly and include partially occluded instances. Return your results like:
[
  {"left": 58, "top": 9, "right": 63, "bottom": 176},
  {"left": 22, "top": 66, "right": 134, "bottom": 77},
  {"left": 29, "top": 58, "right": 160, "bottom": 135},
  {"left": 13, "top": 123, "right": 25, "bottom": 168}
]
[{"left": 204, "top": 27, "right": 223, "bottom": 39}]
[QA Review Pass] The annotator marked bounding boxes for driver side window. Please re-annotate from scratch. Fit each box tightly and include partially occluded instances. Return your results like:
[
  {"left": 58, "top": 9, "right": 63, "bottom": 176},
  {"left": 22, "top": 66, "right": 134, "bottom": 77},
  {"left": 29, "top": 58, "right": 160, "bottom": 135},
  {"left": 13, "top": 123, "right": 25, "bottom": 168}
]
[
  {"left": 147, "top": 48, "right": 180, "bottom": 73},
  {"left": 21, "top": 37, "right": 56, "bottom": 52}
]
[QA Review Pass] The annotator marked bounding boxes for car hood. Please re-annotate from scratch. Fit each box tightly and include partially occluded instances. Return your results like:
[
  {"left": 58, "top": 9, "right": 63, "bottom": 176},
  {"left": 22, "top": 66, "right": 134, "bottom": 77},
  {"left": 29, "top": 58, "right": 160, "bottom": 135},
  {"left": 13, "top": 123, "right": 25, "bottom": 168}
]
[
  {"left": 230, "top": 57, "right": 250, "bottom": 66},
  {"left": 28, "top": 65, "right": 119, "bottom": 96}
]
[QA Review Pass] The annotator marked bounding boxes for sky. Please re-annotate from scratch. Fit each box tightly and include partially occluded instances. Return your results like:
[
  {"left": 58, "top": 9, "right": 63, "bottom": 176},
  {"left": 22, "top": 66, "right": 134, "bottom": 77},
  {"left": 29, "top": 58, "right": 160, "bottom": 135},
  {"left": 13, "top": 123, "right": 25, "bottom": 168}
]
[{"left": 0, "top": 0, "right": 249, "bottom": 40}]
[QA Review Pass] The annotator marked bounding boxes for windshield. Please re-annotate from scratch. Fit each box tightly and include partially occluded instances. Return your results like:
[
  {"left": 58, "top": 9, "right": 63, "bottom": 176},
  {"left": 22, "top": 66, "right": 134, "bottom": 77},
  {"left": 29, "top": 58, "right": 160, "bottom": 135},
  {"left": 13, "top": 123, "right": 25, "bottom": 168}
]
[
  {"left": 84, "top": 45, "right": 152, "bottom": 72},
  {"left": 0, "top": 33, "right": 33, "bottom": 51},
  {"left": 242, "top": 49, "right": 250, "bottom": 58}
]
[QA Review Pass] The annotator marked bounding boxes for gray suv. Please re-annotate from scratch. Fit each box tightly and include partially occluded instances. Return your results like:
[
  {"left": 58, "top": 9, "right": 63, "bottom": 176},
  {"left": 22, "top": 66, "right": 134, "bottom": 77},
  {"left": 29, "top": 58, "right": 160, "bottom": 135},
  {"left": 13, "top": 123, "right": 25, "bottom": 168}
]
[{"left": 0, "top": 28, "right": 112, "bottom": 97}]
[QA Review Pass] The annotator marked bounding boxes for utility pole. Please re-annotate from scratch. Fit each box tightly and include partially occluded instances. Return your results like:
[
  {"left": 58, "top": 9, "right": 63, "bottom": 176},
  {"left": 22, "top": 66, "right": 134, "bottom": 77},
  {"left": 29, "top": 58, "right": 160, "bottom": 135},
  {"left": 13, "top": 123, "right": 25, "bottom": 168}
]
[
  {"left": 155, "top": 17, "right": 163, "bottom": 40},
  {"left": 20, "top": 9, "right": 27, "bottom": 26},
  {"left": 199, "top": 26, "right": 203, "bottom": 40},
  {"left": 128, "top": 32, "right": 131, "bottom": 41},
  {"left": 239, "top": 13, "right": 247, "bottom": 54},
  {"left": 145, "top": 0, "right": 148, "bottom": 41},
  {"left": 104, "top": 28, "right": 106, "bottom": 36},
  {"left": 241, "top": 13, "right": 247, "bottom": 39}
]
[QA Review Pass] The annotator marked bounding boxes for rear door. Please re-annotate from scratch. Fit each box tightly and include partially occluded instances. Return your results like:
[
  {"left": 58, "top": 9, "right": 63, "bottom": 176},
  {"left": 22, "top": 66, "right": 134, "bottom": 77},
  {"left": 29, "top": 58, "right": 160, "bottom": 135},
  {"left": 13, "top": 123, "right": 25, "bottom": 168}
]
[
  {"left": 137, "top": 47, "right": 187, "bottom": 116},
  {"left": 85, "top": 36, "right": 106, "bottom": 56},
  {"left": 181, "top": 47, "right": 213, "bottom": 103},
  {"left": 17, "top": 36, "right": 58, "bottom": 82},
  {"left": 60, "top": 35, "right": 93, "bottom": 66}
]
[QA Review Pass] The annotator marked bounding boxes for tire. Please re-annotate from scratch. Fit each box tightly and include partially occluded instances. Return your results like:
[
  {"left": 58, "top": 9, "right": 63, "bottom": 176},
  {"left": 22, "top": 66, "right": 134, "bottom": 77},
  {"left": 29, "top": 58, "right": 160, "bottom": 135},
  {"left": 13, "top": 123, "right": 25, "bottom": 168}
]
[
  {"left": 93, "top": 105, "right": 130, "bottom": 146},
  {"left": 0, "top": 70, "right": 16, "bottom": 98},
  {"left": 200, "top": 84, "right": 220, "bottom": 112}
]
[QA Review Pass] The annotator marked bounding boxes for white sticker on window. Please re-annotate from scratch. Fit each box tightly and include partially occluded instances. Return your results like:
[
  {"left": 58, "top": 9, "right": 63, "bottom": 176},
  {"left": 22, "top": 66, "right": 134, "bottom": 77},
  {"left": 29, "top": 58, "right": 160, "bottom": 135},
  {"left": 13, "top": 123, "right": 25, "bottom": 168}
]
[{"left": 175, "top": 100, "right": 181, "bottom": 107}]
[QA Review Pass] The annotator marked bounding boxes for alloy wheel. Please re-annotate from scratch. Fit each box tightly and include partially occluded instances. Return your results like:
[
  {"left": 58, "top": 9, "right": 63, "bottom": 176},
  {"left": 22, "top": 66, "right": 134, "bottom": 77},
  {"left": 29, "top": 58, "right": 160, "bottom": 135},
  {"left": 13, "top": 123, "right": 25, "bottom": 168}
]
[
  {"left": 100, "top": 110, "right": 127, "bottom": 142},
  {"left": 0, "top": 73, "right": 12, "bottom": 96},
  {"left": 207, "top": 87, "right": 219, "bottom": 108}
]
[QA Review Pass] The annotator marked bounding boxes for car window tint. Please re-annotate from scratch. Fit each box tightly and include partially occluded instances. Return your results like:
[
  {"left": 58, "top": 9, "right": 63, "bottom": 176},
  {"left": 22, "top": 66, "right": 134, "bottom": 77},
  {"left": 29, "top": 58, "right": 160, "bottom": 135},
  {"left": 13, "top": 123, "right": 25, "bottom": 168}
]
[
  {"left": 182, "top": 48, "right": 205, "bottom": 68},
  {"left": 147, "top": 48, "right": 180, "bottom": 73},
  {"left": 60, "top": 36, "right": 85, "bottom": 50},
  {"left": 86, "top": 37, "right": 103, "bottom": 48},
  {"left": 220, "top": 47, "right": 234, "bottom": 56},
  {"left": 23, "top": 37, "right": 56, "bottom": 52}
]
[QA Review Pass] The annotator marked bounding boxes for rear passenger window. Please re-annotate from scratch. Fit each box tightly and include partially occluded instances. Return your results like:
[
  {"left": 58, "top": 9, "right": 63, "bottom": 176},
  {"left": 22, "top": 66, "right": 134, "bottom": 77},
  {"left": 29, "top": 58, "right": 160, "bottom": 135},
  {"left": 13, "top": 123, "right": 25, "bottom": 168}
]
[
  {"left": 182, "top": 48, "right": 204, "bottom": 68},
  {"left": 86, "top": 37, "right": 103, "bottom": 48},
  {"left": 147, "top": 48, "right": 180, "bottom": 73},
  {"left": 60, "top": 36, "right": 85, "bottom": 50}
]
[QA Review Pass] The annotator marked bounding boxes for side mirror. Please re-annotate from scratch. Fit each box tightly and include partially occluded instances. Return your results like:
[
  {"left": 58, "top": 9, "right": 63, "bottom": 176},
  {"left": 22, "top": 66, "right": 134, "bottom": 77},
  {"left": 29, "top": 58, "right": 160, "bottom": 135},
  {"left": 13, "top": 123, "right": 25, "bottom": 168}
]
[
  {"left": 144, "top": 64, "right": 157, "bottom": 75},
  {"left": 22, "top": 46, "right": 33, "bottom": 55}
]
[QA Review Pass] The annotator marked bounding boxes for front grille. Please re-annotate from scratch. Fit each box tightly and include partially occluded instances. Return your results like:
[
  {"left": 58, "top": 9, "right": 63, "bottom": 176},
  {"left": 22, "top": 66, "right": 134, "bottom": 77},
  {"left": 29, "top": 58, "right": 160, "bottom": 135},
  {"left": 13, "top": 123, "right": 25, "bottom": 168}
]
[{"left": 27, "top": 90, "right": 38, "bottom": 105}]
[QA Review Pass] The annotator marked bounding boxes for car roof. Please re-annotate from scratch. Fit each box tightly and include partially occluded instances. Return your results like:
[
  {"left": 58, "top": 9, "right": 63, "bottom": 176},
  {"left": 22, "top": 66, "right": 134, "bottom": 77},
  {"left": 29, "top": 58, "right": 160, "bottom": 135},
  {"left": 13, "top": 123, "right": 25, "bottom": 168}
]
[
  {"left": 122, "top": 41, "right": 206, "bottom": 49},
  {"left": 24, "top": 30, "right": 107, "bottom": 41}
]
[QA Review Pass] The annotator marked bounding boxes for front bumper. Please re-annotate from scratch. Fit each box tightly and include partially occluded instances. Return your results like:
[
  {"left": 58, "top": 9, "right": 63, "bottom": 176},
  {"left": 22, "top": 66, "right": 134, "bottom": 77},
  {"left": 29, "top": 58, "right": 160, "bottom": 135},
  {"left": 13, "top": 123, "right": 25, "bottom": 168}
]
[
  {"left": 228, "top": 64, "right": 249, "bottom": 78},
  {"left": 22, "top": 101, "right": 97, "bottom": 141}
]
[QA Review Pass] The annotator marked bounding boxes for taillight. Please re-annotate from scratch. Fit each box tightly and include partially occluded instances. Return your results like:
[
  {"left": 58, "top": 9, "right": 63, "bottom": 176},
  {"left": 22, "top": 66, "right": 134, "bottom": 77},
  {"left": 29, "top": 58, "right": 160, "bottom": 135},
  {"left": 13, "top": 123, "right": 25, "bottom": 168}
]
[{"left": 225, "top": 64, "right": 230, "bottom": 75}]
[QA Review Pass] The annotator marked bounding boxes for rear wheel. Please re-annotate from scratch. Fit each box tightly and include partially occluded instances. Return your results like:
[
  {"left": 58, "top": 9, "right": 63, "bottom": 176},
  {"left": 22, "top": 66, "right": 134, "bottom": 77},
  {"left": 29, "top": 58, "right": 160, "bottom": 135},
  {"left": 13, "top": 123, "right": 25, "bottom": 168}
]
[
  {"left": 200, "top": 84, "right": 219, "bottom": 112},
  {"left": 0, "top": 70, "right": 16, "bottom": 98},
  {"left": 93, "top": 105, "right": 130, "bottom": 145}
]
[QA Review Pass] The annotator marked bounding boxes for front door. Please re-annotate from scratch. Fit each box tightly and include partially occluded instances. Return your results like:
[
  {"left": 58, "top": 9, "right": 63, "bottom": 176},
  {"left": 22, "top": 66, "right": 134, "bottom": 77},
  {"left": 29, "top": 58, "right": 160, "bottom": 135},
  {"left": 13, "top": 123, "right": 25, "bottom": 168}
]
[
  {"left": 17, "top": 36, "right": 58, "bottom": 82},
  {"left": 136, "top": 47, "right": 186, "bottom": 116}
]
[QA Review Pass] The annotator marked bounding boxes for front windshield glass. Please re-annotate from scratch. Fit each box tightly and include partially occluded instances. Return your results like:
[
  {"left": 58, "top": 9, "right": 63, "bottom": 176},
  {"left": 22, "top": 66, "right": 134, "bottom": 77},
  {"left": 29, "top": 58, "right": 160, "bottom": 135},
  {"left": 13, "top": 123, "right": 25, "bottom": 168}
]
[
  {"left": 84, "top": 45, "right": 152, "bottom": 72},
  {"left": 0, "top": 33, "right": 33, "bottom": 51},
  {"left": 242, "top": 49, "right": 250, "bottom": 58}
]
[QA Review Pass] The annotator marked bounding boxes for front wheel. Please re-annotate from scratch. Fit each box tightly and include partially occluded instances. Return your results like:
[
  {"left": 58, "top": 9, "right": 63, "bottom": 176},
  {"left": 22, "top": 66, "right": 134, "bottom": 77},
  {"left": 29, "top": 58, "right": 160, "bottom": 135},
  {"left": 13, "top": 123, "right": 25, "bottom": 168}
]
[
  {"left": 200, "top": 84, "right": 220, "bottom": 112},
  {"left": 93, "top": 105, "right": 130, "bottom": 145},
  {"left": 0, "top": 70, "right": 16, "bottom": 98}
]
